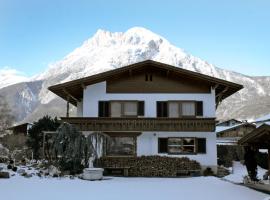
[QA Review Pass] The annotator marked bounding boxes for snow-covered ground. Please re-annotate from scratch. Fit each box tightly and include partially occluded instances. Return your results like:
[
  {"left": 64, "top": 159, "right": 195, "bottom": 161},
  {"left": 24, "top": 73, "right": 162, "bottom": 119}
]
[
  {"left": 224, "top": 161, "right": 267, "bottom": 184},
  {"left": 0, "top": 174, "right": 269, "bottom": 200}
]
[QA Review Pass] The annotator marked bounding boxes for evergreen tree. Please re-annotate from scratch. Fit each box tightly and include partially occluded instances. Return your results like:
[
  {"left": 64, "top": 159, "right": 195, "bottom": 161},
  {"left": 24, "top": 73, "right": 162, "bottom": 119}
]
[
  {"left": 53, "top": 123, "right": 108, "bottom": 174},
  {"left": 26, "top": 115, "right": 60, "bottom": 159}
]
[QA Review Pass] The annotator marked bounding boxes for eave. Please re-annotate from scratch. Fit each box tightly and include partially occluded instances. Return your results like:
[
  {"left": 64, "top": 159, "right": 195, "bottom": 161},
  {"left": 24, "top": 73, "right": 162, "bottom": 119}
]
[{"left": 48, "top": 60, "right": 243, "bottom": 106}]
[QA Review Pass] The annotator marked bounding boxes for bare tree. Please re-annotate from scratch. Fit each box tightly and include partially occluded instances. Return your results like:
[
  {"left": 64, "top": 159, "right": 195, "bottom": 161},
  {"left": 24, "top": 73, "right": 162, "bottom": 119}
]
[{"left": 0, "top": 95, "right": 14, "bottom": 136}]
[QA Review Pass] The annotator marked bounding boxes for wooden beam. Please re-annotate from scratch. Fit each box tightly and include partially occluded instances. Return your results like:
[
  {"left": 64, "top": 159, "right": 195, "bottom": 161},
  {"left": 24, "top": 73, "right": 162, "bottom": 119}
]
[
  {"left": 129, "top": 69, "right": 132, "bottom": 76},
  {"left": 63, "top": 88, "right": 80, "bottom": 102},
  {"left": 216, "top": 86, "right": 229, "bottom": 108},
  {"left": 216, "top": 86, "right": 229, "bottom": 98},
  {"left": 66, "top": 96, "right": 70, "bottom": 118},
  {"left": 81, "top": 83, "right": 86, "bottom": 89},
  {"left": 212, "top": 84, "right": 219, "bottom": 90},
  {"left": 268, "top": 148, "right": 270, "bottom": 178}
]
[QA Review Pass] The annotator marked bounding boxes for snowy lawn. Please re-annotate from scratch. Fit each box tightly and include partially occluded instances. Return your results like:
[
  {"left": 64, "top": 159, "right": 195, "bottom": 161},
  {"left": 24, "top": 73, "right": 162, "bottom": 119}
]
[{"left": 1, "top": 175, "right": 269, "bottom": 200}]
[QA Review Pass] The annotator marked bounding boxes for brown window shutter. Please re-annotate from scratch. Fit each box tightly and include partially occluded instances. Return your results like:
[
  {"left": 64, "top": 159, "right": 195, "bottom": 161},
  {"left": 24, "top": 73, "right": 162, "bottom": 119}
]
[
  {"left": 158, "top": 138, "right": 168, "bottom": 153},
  {"left": 99, "top": 101, "right": 109, "bottom": 117},
  {"left": 163, "top": 102, "right": 168, "bottom": 117},
  {"left": 104, "top": 101, "right": 109, "bottom": 117},
  {"left": 157, "top": 102, "right": 162, "bottom": 117},
  {"left": 138, "top": 101, "right": 145, "bottom": 116},
  {"left": 197, "top": 138, "right": 206, "bottom": 154},
  {"left": 157, "top": 101, "right": 168, "bottom": 117},
  {"left": 196, "top": 101, "right": 203, "bottom": 116}
]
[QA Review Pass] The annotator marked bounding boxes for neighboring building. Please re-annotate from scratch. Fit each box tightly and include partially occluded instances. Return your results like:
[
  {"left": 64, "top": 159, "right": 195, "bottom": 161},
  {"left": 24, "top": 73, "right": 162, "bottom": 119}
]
[
  {"left": 253, "top": 114, "right": 270, "bottom": 127},
  {"left": 216, "top": 123, "right": 256, "bottom": 145},
  {"left": 48, "top": 60, "right": 243, "bottom": 173},
  {"left": 216, "top": 119, "right": 242, "bottom": 127},
  {"left": 7, "top": 123, "right": 33, "bottom": 135}
]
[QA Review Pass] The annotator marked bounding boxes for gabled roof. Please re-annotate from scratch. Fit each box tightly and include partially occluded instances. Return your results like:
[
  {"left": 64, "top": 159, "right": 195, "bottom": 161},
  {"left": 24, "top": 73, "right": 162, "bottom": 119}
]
[
  {"left": 238, "top": 123, "right": 270, "bottom": 148},
  {"left": 216, "top": 119, "right": 242, "bottom": 126},
  {"left": 48, "top": 60, "right": 243, "bottom": 106},
  {"left": 254, "top": 114, "right": 270, "bottom": 123},
  {"left": 7, "top": 122, "right": 33, "bottom": 130}
]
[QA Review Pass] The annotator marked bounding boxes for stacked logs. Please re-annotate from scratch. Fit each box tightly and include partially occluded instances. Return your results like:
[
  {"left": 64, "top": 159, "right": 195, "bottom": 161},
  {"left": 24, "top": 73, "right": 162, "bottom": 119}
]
[{"left": 98, "top": 156, "right": 201, "bottom": 177}]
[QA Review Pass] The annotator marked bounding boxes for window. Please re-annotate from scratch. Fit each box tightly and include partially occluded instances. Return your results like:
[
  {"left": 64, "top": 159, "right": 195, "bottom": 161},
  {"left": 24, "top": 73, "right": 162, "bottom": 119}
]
[
  {"left": 106, "top": 136, "right": 136, "bottom": 156},
  {"left": 168, "top": 102, "right": 179, "bottom": 117},
  {"left": 158, "top": 137, "right": 206, "bottom": 154},
  {"left": 161, "top": 101, "right": 201, "bottom": 118},
  {"left": 182, "top": 102, "right": 195, "bottom": 116},
  {"left": 123, "top": 102, "right": 137, "bottom": 116},
  {"left": 110, "top": 102, "right": 122, "bottom": 117},
  {"left": 167, "top": 137, "right": 195, "bottom": 154},
  {"left": 107, "top": 101, "right": 144, "bottom": 117}
]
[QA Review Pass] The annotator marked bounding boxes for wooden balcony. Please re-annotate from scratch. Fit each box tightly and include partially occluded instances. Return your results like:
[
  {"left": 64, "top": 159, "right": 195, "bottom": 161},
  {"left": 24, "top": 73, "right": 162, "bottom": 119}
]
[{"left": 61, "top": 117, "right": 215, "bottom": 132}]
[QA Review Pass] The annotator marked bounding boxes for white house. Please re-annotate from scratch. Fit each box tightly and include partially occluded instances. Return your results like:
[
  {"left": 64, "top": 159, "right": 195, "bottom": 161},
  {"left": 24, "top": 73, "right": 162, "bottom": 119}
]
[{"left": 49, "top": 60, "right": 243, "bottom": 174}]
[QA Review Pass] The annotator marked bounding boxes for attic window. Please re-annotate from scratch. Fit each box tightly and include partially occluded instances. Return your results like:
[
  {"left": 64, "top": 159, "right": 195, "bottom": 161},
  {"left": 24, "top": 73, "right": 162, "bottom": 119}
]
[{"left": 145, "top": 74, "right": 153, "bottom": 82}]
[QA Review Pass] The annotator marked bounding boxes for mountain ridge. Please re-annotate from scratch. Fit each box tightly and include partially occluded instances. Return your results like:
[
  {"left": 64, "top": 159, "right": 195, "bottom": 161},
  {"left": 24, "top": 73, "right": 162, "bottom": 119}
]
[{"left": 0, "top": 27, "right": 269, "bottom": 123}]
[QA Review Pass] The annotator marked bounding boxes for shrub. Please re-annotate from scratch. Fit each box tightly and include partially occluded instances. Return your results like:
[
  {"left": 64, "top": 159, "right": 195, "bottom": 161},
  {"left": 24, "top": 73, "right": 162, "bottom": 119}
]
[
  {"left": 26, "top": 115, "right": 60, "bottom": 159},
  {"left": 58, "top": 158, "right": 84, "bottom": 175}
]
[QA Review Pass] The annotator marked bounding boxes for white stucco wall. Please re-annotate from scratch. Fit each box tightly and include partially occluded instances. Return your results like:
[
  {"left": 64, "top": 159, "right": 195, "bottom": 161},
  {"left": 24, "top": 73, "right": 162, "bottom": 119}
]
[
  {"left": 81, "top": 81, "right": 217, "bottom": 171},
  {"left": 77, "top": 101, "right": 83, "bottom": 117},
  {"left": 137, "top": 131, "right": 217, "bottom": 168},
  {"left": 82, "top": 81, "right": 216, "bottom": 118}
]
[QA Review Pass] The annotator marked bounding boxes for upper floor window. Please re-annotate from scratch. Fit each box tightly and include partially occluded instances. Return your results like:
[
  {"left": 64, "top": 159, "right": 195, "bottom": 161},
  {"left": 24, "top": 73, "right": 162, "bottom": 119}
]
[
  {"left": 99, "top": 101, "right": 144, "bottom": 117},
  {"left": 157, "top": 101, "right": 203, "bottom": 117}
]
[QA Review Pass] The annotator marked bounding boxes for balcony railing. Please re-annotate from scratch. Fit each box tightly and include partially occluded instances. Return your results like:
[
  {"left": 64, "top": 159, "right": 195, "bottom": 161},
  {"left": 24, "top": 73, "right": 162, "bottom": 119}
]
[{"left": 61, "top": 117, "right": 215, "bottom": 132}]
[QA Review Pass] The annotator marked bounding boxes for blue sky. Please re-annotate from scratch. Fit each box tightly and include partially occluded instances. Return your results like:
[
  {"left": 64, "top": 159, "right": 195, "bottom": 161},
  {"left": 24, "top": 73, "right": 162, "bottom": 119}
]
[{"left": 0, "top": 0, "right": 269, "bottom": 77}]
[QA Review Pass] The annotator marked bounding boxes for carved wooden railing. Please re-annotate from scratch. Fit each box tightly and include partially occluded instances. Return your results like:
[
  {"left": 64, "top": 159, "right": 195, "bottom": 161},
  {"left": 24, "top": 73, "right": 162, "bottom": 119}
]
[{"left": 61, "top": 117, "right": 215, "bottom": 132}]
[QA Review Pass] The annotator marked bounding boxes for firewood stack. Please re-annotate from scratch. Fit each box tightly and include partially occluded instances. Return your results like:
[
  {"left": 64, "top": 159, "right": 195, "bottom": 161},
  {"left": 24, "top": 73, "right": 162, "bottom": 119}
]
[{"left": 98, "top": 156, "right": 201, "bottom": 177}]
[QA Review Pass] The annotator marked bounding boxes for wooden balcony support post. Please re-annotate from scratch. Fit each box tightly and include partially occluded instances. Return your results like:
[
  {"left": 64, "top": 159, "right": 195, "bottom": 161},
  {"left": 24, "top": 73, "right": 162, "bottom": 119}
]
[{"left": 66, "top": 96, "right": 70, "bottom": 118}]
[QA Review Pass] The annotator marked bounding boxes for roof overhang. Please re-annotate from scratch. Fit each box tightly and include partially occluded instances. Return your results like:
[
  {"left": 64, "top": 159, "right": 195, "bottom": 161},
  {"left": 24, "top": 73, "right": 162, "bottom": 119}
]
[
  {"left": 238, "top": 123, "right": 270, "bottom": 149},
  {"left": 7, "top": 123, "right": 33, "bottom": 131},
  {"left": 48, "top": 60, "right": 243, "bottom": 106}
]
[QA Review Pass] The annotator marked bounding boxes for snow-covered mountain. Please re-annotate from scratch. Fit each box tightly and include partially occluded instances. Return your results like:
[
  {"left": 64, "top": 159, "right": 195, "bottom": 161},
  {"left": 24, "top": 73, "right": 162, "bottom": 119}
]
[{"left": 0, "top": 27, "right": 269, "bottom": 123}]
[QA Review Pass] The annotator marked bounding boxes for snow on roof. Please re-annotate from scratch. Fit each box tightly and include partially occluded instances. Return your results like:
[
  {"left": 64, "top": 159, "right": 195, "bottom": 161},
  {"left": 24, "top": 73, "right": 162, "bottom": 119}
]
[
  {"left": 254, "top": 114, "right": 270, "bottom": 122},
  {"left": 216, "top": 123, "right": 254, "bottom": 134}
]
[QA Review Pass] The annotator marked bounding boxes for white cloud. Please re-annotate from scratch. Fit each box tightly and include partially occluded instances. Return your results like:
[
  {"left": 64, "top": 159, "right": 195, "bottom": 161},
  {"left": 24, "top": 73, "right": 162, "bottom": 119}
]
[{"left": 0, "top": 66, "right": 29, "bottom": 89}]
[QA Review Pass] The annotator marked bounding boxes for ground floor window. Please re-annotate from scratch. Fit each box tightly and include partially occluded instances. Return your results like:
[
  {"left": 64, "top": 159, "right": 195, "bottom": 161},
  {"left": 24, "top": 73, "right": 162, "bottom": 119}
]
[
  {"left": 168, "top": 138, "right": 195, "bottom": 154},
  {"left": 158, "top": 137, "right": 206, "bottom": 154},
  {"left": 106, "top": 136, "right": 136, "bottom": 156}
]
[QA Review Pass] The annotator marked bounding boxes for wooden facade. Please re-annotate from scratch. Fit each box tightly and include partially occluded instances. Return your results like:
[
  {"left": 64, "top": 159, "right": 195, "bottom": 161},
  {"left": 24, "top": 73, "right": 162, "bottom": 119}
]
[
  {"left": 106, "top": 69, "right": 211, "bottom": 94},
  {"left": 217, "top": 123, "right": 256, "bottom": 138},
  {"left": 61, "top": 117, "right": 215, "bottom": 132}
]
